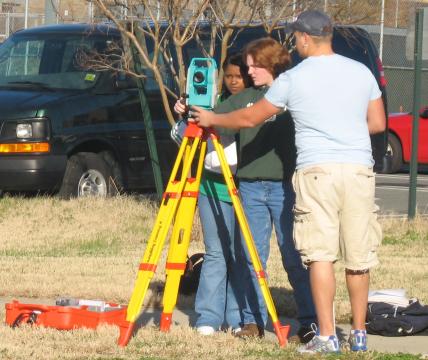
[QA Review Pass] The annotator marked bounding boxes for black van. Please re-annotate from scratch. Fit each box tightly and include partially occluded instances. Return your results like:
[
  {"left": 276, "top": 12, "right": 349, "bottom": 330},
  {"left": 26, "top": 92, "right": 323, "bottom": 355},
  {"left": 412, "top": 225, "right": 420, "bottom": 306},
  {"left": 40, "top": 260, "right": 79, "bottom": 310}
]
[
  {"left": 220, "top": 25, "right": 389, "bottom": 173},
  {"left": 0, "top": 23, "right": 389, "bottom": 197},
  {"left": 0, "top": 24, "right": 176, "bottom": 197}
]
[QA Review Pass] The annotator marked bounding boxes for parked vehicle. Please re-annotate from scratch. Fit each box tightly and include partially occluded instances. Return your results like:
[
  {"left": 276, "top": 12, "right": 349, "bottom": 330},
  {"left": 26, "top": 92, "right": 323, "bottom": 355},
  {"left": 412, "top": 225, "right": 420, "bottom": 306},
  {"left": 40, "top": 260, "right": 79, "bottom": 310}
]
[
  {"left": 0, "top": 24, "right": 176, "bottom": 198},
  {"left": 387, "top": 106, "right": 428, "bottom": 172},
  {"left": 0, "top": 23, "right": 390, "bottom": 198}
]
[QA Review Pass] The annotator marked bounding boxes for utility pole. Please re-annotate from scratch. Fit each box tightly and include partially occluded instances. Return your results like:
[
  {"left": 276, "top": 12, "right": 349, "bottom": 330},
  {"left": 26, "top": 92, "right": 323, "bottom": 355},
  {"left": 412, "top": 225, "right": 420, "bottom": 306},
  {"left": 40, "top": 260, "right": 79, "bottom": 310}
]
[
  {"left": 379, "top": 0, "right": 385, "bottom": 60},
  {"left": 395, "top": 0, "right": 399, "bottom": 27},
  {"left": 44, "top": 0, "right": 57, "bottom": 24},
  {"left": 408, "top": 8, "right": 425, "bottom": 219},
  {"left": 88, "top": 0, "right": 94, "bottom": 23},
  {"left": 348, "top": 0, "right": 352, "bottom": 21},
  {"left": 24, "top": 0, "right": 29, "bottom": 28}
]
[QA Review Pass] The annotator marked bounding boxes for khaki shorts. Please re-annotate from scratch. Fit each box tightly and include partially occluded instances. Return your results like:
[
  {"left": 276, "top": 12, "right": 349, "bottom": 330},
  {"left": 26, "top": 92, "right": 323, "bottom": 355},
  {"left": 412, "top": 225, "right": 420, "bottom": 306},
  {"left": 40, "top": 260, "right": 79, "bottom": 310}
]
[{"left": 292, "top": 163, "right": 382, "bottom": 270}]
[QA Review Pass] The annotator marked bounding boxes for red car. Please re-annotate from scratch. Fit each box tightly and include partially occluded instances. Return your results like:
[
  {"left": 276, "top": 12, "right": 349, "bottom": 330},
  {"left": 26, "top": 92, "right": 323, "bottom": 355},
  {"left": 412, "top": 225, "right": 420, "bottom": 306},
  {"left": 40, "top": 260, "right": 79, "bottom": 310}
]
[{"left": 388, "top": 106, "right": 428, "bottom": 172}]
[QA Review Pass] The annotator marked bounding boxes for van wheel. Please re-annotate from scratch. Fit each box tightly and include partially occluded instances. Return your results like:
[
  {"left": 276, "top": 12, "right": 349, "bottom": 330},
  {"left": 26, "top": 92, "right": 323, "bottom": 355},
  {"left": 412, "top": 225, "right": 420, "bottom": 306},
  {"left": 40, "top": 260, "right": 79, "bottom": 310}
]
[
  {"left": 387, "top": 133, "right": 403, "bottom": 173},
  {"left": 58, "top": 152, "right": 117, "bottom": 199}
]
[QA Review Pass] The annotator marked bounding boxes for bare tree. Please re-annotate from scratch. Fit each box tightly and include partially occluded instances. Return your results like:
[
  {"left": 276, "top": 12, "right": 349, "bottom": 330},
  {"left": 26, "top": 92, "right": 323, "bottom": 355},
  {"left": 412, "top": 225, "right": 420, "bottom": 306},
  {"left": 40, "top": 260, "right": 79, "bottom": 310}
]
[
  {"left": 91, "top": 0, "right": 176, "bottom": 125},
  {"left": 88, "top": 0, "right": 380, "bottom": 126},
  {"left": 86, "top": 0, "right": 301, "bottom": 125}
]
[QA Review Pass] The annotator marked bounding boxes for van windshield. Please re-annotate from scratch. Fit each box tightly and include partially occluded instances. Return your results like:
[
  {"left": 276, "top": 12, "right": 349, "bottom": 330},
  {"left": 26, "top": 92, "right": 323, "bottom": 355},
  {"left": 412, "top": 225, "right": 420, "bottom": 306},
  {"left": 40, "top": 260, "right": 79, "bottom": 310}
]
[{"left": 0, "top": 34, "right": 115, "bottom": 90}]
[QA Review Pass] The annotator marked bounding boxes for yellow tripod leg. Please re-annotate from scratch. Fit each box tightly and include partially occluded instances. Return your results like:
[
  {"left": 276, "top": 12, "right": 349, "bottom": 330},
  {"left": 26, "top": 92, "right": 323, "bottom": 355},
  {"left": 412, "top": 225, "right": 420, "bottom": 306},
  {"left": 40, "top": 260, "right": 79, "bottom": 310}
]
[
  {"left": 160, "top": 139, "right": 207, "bottom": 331},
  {"left": 210, "top": 131, "right": 290, "bottom": 347},
  {"left": 118, "top": 131, "right": 202, "bottom": 346}
]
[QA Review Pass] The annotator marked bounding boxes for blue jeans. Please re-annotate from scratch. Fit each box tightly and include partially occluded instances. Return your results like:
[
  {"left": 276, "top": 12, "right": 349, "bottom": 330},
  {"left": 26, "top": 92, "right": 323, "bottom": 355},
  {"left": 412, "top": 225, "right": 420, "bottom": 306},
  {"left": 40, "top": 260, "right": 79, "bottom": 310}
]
[
  {"left": 238, "top": 180, "right": 316, "bottom": 327},
  {"left": 195, "top": 193, "right": 244, "bottom": 329}
]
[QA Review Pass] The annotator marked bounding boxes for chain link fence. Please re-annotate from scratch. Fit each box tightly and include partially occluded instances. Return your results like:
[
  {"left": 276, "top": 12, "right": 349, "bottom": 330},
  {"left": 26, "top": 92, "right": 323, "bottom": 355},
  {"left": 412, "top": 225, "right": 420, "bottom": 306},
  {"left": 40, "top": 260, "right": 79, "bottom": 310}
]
[
  {"left": 0, "top": 13, "right": 44, "bottom": 42},
  {"left": 319, "top": 0, "right": 428, "bottom": 114},
  {"left": 365, "top": 24, "right": 427, "bottom": 114}
]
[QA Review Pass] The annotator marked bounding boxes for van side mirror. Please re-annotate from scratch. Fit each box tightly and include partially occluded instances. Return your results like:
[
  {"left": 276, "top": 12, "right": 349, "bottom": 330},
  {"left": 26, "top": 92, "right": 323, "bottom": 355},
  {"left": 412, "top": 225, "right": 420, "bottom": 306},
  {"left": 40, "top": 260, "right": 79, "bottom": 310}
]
[{"left": 420, "top": 106, "right": 428, "bottom": 119}]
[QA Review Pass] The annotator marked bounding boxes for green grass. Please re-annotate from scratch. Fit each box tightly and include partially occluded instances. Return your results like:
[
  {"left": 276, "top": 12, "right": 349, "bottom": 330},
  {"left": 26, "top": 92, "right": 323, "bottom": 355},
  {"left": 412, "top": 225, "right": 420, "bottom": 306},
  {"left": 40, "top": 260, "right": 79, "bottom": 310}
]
[
  {"left": 382, "top": 229, "right": 427, "bottom": 245},
  {"left": 74, "top": 236, "right": 121, "bottom": 256},
  {"left": 374, "top": 354, "right": 423, "bottom": 360},
  {"left": 0, "top": 234, "right": 120, "bottom": 257},
  {"left": 239, "top": 350, "right": 424, "bottom": 359},
  {"left": 0, "top": 196, "right": 426, "bottom": 359}
]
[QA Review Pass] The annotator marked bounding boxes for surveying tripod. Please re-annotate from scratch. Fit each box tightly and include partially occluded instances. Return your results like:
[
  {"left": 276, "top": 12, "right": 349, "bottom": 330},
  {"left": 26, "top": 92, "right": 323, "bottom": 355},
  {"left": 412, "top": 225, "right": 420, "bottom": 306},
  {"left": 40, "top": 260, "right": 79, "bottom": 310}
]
[{"left": 117, "top": 122, "right": 290, "bottom": 347}]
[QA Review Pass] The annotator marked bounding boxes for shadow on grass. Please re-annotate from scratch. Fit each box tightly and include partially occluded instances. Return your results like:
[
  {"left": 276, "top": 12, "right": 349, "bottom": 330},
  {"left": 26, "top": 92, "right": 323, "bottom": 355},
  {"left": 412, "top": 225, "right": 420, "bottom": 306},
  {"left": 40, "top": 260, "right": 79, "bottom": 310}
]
[
  {"left": 131, "top": 280, "right": 198, "bottom": 332},
  {"left": 130, "top": 282, "right": 304, "bottom": 337}
]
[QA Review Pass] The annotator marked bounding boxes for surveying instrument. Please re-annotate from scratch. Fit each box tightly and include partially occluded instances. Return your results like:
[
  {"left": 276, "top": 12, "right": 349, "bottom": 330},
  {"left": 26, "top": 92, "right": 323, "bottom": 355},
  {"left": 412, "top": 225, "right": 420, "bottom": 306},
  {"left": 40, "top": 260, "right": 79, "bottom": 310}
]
[{"left": 117, "top": 58, "right": 290, "bottom": 347}]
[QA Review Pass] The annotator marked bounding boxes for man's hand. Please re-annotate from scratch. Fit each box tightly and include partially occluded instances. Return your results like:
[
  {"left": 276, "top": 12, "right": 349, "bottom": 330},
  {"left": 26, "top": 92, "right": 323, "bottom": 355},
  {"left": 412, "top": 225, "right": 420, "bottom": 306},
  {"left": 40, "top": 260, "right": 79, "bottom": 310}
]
[
  {"left": 189, "top": 98, "right": 281, "bottom": 129},
  {"left": 188, "top": 106, "right": 215, "bottom": 127}
]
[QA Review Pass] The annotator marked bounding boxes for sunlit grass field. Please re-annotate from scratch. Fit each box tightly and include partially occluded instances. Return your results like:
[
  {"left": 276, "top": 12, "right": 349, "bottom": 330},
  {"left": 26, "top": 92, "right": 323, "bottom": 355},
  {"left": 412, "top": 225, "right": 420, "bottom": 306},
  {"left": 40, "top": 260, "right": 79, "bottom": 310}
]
[{"left": 0, "top": 195, "right": 426, "bottom": 359}]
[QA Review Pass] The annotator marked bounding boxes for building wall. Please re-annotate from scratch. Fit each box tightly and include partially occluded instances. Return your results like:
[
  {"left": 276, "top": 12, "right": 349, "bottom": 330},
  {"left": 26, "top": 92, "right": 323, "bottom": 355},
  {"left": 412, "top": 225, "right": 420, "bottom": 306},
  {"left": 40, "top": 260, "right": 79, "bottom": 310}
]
[{"left": 0, "top": 0, "right": 90, "bottom": 21}]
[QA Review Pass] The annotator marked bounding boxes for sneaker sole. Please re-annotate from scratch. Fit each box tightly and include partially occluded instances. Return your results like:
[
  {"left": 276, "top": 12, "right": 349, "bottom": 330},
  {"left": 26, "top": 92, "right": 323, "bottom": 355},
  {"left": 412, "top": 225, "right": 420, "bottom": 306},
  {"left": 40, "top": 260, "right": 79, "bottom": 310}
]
[
  {"left": 351, "top": 346, "right": 368, "bottom": 352},
  {"left": 297, "top": 349, "right": 341, "bottom": 355},
  {"left": 196, "top": 326, "right": 216, "bottom": 336}
]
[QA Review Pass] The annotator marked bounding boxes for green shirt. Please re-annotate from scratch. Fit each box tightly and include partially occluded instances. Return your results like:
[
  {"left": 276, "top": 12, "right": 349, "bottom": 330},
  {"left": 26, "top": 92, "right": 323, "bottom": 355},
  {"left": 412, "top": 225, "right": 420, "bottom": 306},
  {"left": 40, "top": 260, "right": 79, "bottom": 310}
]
[
  {"left": 199, "top": 170, "right": 231, "bottom": 202},
  {"left": 199, "top": 94, "right": 234, "bottom": 203},
  {"left": 215, "top": 87, "right": 296, "bottom": 181}
]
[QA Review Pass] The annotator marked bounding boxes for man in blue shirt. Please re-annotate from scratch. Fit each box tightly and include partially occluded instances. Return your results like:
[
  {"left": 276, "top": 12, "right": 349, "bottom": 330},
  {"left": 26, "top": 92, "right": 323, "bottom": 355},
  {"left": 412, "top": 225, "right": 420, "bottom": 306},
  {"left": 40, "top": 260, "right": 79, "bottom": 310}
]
[{"left": 190, "top": 10, "right": 386, "bottom": 354}]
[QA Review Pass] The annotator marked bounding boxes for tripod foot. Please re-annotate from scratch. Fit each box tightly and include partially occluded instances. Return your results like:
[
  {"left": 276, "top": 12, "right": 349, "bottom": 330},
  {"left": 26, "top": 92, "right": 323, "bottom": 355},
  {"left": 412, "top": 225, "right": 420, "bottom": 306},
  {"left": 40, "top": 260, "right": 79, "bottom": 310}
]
[
  {"left": 160, "top": 312, "right": 172, "bottom": 332},
  {"left": 272, "top": 321, "right": 290, "bottom": 347},
  {"left": 117, "top": 321, "right": 134, "bottom": 347}
]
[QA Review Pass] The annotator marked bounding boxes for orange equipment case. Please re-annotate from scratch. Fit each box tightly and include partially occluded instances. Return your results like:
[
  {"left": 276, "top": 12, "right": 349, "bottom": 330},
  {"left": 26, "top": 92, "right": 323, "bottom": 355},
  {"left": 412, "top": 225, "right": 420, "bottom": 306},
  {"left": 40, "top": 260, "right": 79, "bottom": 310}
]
[{"left": 5, "top": 300, "right": 127, "bottom": 330}]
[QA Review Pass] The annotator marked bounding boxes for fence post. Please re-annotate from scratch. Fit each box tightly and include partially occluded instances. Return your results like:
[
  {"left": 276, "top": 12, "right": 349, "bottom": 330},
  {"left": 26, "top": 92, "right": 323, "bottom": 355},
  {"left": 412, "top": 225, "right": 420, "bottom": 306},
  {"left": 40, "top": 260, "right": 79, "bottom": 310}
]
[
  {"left": 379, "top": 0, "right": 385, "bottom": 60},
  {"left": 130, "top": 28, "right": 164, "bottom": 200},
  {"left": 408, "top": 7, "right": 425, "bottom": 219},
  {"left": 6, "top": 12, "right": 9, "bottom": 38},
  {"left": 24, "top": 0, "right": 28, "bottom": 28},
  {"left": 44, "top": 0, "right": 56, "bottom": 25}
]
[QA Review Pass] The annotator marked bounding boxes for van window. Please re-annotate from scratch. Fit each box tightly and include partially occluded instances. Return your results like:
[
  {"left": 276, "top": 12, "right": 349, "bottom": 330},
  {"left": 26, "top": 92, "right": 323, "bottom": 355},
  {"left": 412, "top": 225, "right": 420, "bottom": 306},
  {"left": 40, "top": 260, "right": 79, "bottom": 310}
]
[
  {"left": 180, "top": 25, "right": 284, "bottom": 67},
  {"left": 140, "top": 38, "right": 173, "bottom": 93},
  {"left": 0, "top": 39, "right": 43, "bottom": 75},
  {"left": 0, "top": 34, "right": 117, "bottom": 90}
]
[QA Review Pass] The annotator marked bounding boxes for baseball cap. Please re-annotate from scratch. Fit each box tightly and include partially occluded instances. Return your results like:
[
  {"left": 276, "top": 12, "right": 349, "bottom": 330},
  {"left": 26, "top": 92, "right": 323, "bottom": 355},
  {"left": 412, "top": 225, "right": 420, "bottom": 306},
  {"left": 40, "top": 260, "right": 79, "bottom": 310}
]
[{"left": 287, "top": 10, "right": 333, "bottom": 36}]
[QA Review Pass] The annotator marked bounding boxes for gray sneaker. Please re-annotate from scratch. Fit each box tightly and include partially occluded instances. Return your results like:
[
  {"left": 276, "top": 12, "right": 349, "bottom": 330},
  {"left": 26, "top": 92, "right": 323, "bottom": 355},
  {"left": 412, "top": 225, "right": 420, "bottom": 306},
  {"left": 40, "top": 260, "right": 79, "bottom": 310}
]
[
  {"left": 348, "top": 329, "right": 368, "bottom": 351},
  {"left": 297, "top": 334, "right": 340, "bottom": 354}
]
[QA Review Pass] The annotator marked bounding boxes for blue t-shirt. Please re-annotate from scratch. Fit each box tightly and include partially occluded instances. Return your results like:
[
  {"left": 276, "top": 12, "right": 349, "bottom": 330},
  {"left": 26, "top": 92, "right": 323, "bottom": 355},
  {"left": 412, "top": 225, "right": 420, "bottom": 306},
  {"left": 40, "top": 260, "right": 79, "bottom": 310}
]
[{"left": 265, "top": 54, "right": 381, "bottom": 169}]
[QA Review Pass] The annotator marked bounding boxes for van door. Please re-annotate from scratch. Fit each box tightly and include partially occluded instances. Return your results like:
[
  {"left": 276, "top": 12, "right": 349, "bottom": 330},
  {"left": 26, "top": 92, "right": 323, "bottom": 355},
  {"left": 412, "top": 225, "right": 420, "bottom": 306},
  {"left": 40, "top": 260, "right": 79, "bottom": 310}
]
[{"left": 119, "top": 38, "right": 177, "bottom": 190}]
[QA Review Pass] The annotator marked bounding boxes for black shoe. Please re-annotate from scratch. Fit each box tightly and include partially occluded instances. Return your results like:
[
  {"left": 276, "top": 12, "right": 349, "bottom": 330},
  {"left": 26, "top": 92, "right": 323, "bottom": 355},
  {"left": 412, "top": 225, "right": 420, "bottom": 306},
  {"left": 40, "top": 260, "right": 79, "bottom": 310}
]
[
  {"left": 233, "top": 323, "right": 264, "bottom": 338},
  {"left": 289, "top": 324, "right": 317, "bottom": 344}
]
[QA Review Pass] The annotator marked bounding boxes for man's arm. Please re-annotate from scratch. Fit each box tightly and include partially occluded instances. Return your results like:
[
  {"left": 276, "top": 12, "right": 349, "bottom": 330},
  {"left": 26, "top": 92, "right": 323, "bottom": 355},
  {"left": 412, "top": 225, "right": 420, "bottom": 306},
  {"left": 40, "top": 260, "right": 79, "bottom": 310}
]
[
  {"left": 190, "top": 98, "right": 280, "bottom": 129},
  {"left": 367, "top": 97, "right": 386, "bottom": 134}
]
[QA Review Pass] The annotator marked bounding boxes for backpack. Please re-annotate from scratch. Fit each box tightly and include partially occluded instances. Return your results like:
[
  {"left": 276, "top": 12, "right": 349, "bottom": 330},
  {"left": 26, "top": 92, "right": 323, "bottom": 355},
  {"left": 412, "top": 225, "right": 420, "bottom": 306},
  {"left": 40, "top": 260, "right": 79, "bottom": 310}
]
[
  {"left": 178, "top": 253, "right": 204, "bottom": 296},
  {"left": 366, "top": 300, "right": 428, "bottom": 336}
]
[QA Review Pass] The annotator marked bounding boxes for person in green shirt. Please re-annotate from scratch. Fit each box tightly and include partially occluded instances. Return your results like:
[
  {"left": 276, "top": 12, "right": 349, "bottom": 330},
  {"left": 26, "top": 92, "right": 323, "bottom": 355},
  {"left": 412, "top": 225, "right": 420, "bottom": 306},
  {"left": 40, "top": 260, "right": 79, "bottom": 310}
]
[
  {"left": 213, "top": 38, "right": 317, "bottom": 342},
  {"left": 173, "top": 53, "right": 251, "bottom": 335}
]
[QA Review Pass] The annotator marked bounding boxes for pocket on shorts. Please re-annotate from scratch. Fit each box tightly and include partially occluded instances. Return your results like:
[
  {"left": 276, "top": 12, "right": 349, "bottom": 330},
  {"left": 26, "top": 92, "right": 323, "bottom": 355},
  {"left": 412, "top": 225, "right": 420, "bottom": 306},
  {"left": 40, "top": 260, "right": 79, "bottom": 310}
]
[
  {"left": 355, "top": 167, "right": 375, "bottom": 178},
  {"left": 352, "top": 167, "right": 376, "bottom": 199},
  {"left": 354, "top": 167, "right": 375, "bottom": 183},
  {"left": 293, "top": 204, "right": 312, "bottom": 253},
  {"left": 301, "top": 167, "right": 332, "bottom": 200},
  {"left": 369, "top": 204, "right": 382, "bottom": 250}
]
